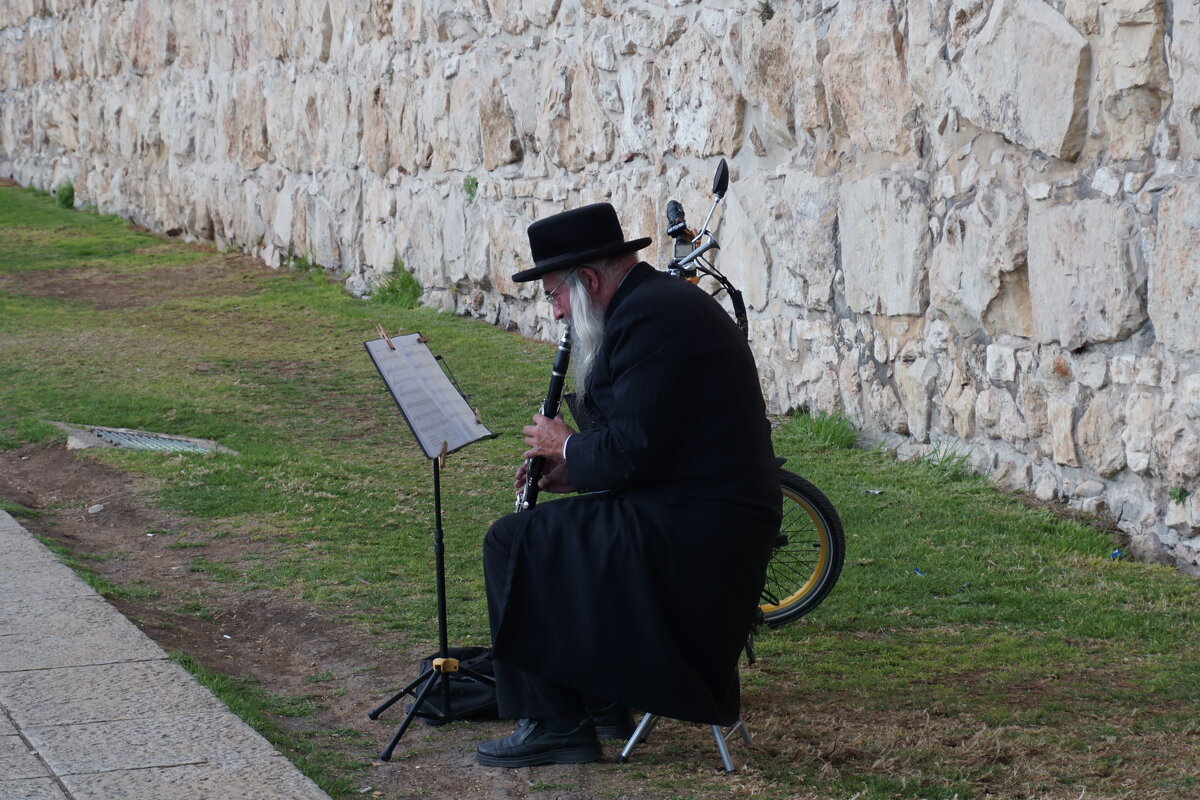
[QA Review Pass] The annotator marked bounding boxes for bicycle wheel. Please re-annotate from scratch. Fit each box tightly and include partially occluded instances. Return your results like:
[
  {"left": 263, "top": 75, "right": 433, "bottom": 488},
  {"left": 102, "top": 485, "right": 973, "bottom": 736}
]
[{"left": 760, "top": 470, "right": 845, "bottom": 626}]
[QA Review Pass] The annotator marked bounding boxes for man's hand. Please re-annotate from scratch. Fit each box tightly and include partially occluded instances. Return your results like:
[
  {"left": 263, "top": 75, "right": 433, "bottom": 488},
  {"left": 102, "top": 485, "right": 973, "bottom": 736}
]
[
  {"left": 523, "top": 413, "right": 574, "bottom": 462},
  {"left": 514, "top": 457, "right": 575, "bottom": 495},
  {"left": 512, "top": 413, "right": 577, "bottom": 495}
]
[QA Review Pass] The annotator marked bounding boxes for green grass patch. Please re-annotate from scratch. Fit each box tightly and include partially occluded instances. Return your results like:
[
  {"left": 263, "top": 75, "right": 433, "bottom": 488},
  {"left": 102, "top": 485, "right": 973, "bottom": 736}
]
[
  {"left": 4, "top": 183, "right": 1200, "bottom": 799},
  {"left": 371, "top": 258, "right": 422, "bottom": 307},
  {"left": 54, "top": 181, "right": 75, "bottom": 209},
  {"left": 1, "top": 499, "right": 43, "bottom": 519}
]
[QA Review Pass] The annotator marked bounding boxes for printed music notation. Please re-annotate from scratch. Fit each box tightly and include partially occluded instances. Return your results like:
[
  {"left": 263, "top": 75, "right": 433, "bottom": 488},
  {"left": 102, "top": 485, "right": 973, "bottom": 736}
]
[{"left": 365, "top": 333, "right": 493, "bottom": 460}]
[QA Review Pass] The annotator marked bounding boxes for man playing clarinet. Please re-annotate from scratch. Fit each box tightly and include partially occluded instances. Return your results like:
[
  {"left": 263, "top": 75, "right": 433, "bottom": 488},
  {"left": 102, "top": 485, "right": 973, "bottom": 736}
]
[{"left": 477, "top": 202, "right": 781, "bottom": 767}]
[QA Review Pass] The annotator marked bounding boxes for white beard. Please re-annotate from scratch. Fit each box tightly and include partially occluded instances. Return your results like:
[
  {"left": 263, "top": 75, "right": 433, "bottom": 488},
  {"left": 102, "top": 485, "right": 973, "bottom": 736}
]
[{"left": 565, "top": 270, "right": 605, "bottom": 397}]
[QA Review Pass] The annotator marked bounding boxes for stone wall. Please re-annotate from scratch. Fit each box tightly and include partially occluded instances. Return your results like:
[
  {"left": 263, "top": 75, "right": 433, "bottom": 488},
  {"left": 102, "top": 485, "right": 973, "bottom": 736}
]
[{"left": 2, "top": 0, "right": 1198, "bottom": 570}]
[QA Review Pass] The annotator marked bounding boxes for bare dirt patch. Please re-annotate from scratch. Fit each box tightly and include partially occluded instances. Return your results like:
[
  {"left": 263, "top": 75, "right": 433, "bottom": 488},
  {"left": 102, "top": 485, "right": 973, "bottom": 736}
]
[{"left": 0, "top": 253, "right": 264, "bottom": 310}]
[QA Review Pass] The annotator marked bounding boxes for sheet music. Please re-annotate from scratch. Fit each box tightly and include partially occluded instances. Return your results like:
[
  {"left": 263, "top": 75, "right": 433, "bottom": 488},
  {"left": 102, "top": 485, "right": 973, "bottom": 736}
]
[{"left": 365, "top": 333, "right": 494, "bottom": 459}]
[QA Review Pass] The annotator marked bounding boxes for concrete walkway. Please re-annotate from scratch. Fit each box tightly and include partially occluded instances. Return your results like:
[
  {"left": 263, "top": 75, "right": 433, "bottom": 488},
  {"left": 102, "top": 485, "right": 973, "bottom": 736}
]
[{"left": 0, "top": 510, "right": 332, "bottom": 800}]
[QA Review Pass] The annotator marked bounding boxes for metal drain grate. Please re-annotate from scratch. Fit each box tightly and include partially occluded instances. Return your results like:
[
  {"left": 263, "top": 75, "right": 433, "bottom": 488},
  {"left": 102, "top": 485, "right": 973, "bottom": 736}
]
[
  {"left": 90, "top": 428, "right": 212, "bottom": 453},
  {"left": 45, "top": 421, "right": 238, "bottom": 455}
]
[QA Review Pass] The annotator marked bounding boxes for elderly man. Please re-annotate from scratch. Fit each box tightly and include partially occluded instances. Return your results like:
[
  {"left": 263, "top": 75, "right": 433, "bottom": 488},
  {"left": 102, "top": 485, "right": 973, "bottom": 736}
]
[{"left": 477, "top": 203, "right": 780, "bottom": 767}]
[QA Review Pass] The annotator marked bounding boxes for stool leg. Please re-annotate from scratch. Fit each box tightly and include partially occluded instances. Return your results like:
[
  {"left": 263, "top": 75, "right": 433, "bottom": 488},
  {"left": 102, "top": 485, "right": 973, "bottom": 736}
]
[
  {"left": 615, "top": 713, "right": 659, "bottom": 764},
  {"left": 731, "top": 718, "right": 752, "bottom": 747},
  {"left": 711, "top": 725, "right": 736, "bottom": 772}
]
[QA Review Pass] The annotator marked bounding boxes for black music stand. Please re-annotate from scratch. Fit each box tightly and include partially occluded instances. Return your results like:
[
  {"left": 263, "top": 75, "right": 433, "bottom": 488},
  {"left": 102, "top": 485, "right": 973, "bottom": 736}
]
[{"left": 363, "top": 329, "right": 496, "bottom": 761}]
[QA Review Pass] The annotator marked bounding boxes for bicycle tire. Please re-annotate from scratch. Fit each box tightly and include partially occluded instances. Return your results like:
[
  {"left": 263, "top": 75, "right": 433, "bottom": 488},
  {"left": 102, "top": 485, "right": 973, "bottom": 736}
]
[{"left": 759, "top": 470, "right": 845, "bottom": 626}]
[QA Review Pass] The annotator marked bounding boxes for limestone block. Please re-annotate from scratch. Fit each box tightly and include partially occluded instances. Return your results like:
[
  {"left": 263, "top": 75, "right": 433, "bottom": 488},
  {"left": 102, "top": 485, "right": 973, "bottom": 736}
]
[
  {"left": 762, "top": 170, "right": 839, "bottom": 311},
  {"left": 360, "top": 78, "right": 390, "bottom": 177},
  {"left": 1049, "top": 390, "right": 1080, "bottom": 466},
  {"left": 479, "top": 77, "right": 523, "bottom": 170},
  {"left": 1074, "top": 479, "right": 1106, "bottom": 498},
  {"left": 976, "top": 385, "right": 1023, "bottom": 439},
  {"left": 930, "top": 186, "right": 1030, "bottom": 336},
  {"left": 950, "top": 0, "right": 1089, "bottom": 159},
  {"left": 1118, "top": 0, "right": 1167, "bottom": 71},
  {"left": 839, "top": 173, "right": 931, "bottom": 317},
  {"left": 739, "top": 9, "right": 796, "bottom": 146},
  {"left": 864, "top": 379, "right": 908, "bottom": 435},
  {"left": 1073, "top": 351, "right": 1109, "bottom": 388},
  {"left": 1135, "top": 357, "right": 1162, "bottom": 386},
  {"left": 721, "top": 172, "right": 772, "bottom": 312},
  {"left": 1093, "top": 167, "right": 1122, "bottom": 197},
  {"left": 1168, "top": 0, "right": 1200, "bottom": 159},
  {"left": 738, "top": 8, "right": 825, "bottom": 145},
  {"left": 228, "top": 74, "right": 269, "bottom": 170},
  {"left": 895, "top": 356, "right": 939, "bottom": 442},
  {"left": 0, "top": 0, "right": 42, "bottom": 29},
  {"left": 663, "top": 27, "right": 742, "bottom": 157},
  {"left": 441, "top": 70, "right": 483, "bottom": 171},
  {"left": 926, "top": 318, "right": 952, "bottom": 353},
  {"left": 993, "top": 457, "right": 1032, "bottom": 489},
  {"left": 288, "top": 75, "right": 336, "bottom": 169},
  {"left": 383, "top": 72, "right": 425, "bottom": 176},
  {"left": 1182, "top": 374, "right": 1200, "bottom": 420},
  {"left": 360, "top": 177, "right": 396, "bottom": 271},
  {"left": 1148, "top": 181, "right": 1200, "bottom": 357},
  {"left": 822, "top": 0, "right": 917, "bottom": 155},
  {"left": 1020, "top": 380, "right": 1048, "bottom": 437},
  {"left": 943, "top": 369, "right": 978, "bottom": 438},
  {"left": 1157, "top": 423, "right": 1200, "bottom": 484},
  {"left": 613, "top": 59, "right": 660, "bottom": 161},
  {"left": 1124, "top": 389, "right": 1157, "bottom": 473},
  {"left": 488, "top": 0, "right": 540, "bottom": 35},
  {"left": 532, "top": 55, "right": 611, "bottom": 170},
  {"left": 1099, "top": 0, "right": 1168, "bottom": 90},
  {"left": 42, "top": 86, "right": 79, "bottom": 152},
  {"left": 1111, "top": 354, "right": 1137, "bottom": 384},
  {"left": 1027, "top": 199, "right": 1146, "bottom": 350},
  {"left": 1034, "top": 470, "right": 1060, "bottom": 500},
  {"left": 907, "top": 0, "right": 954, "bottom": 121},
  {"left": 1064, "top": 0, "right": 1100, "bottom": 33},
  {"left": 985, "top": 344, "right": 1017, "bottom": 384},
  {"left": 129, "top": 0, "right": 176, "bottom": 73},
  {"left": 1077, "top": 390, "right": 1127, "bottom": 476}
]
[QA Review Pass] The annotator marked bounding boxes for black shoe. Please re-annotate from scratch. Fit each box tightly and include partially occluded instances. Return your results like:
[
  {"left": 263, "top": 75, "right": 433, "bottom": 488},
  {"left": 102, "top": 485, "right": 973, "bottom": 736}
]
[
  {"left": 588, "top": 703, "right": 635, "bottom": 740},
  {"left": 475, "top": 719, "right": 603, "bottom": 768}
]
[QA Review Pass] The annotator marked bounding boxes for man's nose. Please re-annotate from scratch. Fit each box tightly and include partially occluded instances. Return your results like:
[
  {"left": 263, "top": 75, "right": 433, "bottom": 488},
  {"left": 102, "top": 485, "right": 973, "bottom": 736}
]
[{"left": 552, "top": 305, "right": 567, "bottom": 321}]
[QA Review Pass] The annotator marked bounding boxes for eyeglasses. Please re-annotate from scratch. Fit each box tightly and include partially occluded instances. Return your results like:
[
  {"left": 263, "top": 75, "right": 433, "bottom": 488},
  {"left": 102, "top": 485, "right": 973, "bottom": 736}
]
[{"left": 543, "top": 269, "right": 577, "bottom": 305}]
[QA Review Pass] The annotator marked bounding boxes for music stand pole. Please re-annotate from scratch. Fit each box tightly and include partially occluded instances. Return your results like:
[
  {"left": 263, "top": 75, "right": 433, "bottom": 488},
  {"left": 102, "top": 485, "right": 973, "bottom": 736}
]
[
  {"left": 432, "top": 458, "right": 452, "bottom": 718},
  {"left": 367, "top": 457, "right": 494, "bottom": 761}
]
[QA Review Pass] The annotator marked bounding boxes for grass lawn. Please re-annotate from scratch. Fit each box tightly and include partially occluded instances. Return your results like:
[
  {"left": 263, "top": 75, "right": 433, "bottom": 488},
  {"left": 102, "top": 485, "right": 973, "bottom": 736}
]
[{"left": 2, "top": 184, "right": 1199, "bottom": 799}]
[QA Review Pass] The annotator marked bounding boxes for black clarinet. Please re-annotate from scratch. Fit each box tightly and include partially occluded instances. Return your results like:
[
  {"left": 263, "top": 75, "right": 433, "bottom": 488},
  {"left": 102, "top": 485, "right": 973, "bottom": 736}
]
[{"left": 516, "top": 327, "right": 572, "bottom": 512}]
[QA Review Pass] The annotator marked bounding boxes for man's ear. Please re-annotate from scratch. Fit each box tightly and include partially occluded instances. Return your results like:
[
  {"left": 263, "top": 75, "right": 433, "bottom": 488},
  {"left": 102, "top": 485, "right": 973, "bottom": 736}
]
[{"left": 579, "top": 266, "right": 603, "bottom": 295}]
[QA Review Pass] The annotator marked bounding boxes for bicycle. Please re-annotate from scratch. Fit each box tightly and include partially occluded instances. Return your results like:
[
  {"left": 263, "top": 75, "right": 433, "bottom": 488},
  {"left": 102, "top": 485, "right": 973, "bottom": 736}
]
[{"left": 664, "top": 159, "right": 845, "bottom": 626}]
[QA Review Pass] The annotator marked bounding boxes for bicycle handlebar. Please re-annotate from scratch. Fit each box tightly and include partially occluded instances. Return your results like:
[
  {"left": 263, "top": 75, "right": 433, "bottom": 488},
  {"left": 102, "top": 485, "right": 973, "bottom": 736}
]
[{"left": 663, "top": 159, "right": 748, "bottom": 338}]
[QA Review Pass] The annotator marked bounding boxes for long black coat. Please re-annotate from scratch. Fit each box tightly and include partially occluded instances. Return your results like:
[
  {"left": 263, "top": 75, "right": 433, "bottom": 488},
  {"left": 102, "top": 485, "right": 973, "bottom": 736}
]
[{"left": 490, "top": 263, "right": 780, "bottom": 725}]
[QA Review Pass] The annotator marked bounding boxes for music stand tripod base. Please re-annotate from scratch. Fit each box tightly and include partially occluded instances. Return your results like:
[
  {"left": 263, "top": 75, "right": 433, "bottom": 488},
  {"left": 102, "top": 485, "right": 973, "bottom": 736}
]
[{"left": 367, "top": 656, "right": 494, "bottom": 761}]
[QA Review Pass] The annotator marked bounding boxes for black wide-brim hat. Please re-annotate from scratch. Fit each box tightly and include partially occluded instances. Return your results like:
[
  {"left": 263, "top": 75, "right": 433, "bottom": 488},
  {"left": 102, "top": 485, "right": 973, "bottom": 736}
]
[{"left": 512, "top": 202, "right": 652, "bottom": 282}]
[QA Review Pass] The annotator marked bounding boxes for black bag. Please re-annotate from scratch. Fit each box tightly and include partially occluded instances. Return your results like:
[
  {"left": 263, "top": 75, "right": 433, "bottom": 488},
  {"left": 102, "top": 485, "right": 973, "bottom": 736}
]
[{"left": 410, "top": 646, "right": 499, "bottom": 725}]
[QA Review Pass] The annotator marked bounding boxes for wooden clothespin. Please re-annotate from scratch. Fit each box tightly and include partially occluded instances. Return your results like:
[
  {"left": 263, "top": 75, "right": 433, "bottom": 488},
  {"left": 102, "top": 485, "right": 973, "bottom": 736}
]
[
  {"left": 376, "top": 324, "right": 395, "bottom": 350},
  {"left": 417, "top": 335, "right": 430, "bottom": 344},
  {"left": 473, "top": 407, "right": 483, "bottom": 425},
  {"left": 438, "top": 441, "right": 449, "bottom": 469}
]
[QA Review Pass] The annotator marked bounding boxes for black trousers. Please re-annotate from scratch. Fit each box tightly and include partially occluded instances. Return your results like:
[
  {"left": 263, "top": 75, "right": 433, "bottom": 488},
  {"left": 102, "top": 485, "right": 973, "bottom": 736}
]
[{"left": 484, "top": 511, "right": 589, "bottom": 720}]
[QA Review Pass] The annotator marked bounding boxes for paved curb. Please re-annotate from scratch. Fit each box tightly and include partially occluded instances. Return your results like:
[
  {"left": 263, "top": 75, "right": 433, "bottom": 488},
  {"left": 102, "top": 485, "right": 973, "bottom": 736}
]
[{"left": 0, "top": 510, "right": 332, "bottom": 800}]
